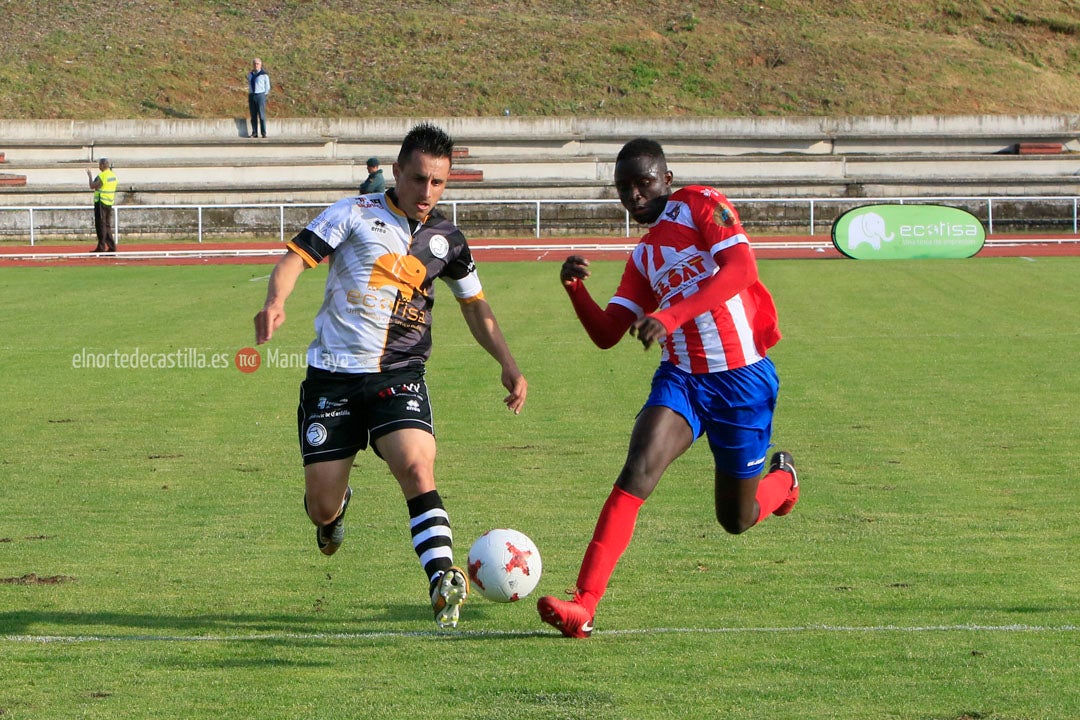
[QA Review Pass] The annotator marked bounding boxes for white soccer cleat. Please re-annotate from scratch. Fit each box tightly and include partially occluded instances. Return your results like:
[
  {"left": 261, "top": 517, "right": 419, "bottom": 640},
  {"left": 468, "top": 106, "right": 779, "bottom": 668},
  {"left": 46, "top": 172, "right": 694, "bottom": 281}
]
[{"left": 430, "top": 566, "right": 469, "bottom": 630}]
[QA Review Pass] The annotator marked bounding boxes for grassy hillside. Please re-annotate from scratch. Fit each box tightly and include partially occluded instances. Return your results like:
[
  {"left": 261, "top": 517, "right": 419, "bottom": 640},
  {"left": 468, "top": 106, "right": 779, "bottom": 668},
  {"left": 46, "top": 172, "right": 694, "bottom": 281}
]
[{"left": 1, "top": 0, "right": 1079, "bottom": 119}]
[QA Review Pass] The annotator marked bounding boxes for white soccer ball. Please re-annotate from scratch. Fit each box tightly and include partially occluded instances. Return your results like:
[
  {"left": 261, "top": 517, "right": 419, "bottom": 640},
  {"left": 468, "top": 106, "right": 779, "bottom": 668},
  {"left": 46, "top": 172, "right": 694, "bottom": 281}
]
[{"left": 466, "top": 528, "right": 542, "bottom": 603}]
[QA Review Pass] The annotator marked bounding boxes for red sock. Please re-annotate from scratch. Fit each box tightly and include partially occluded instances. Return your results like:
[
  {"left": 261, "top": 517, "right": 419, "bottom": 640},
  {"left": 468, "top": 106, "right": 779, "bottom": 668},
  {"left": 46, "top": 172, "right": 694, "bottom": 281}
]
[
  {"left": 575, "top": 485, "right": 644, "bottom": 615},
  {"left": 755, "top": 468, "right": 792, "bottom": 523}
]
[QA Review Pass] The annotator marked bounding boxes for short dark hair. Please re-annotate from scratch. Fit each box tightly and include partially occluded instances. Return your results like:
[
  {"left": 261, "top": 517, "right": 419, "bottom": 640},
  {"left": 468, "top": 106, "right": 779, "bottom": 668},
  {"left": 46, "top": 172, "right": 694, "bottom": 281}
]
[
  {"left": 398, "top": 122, "right": 454, "bottom": 166},
  {"left": 616, "top": 137, "right": 666, "bottom": 164}
]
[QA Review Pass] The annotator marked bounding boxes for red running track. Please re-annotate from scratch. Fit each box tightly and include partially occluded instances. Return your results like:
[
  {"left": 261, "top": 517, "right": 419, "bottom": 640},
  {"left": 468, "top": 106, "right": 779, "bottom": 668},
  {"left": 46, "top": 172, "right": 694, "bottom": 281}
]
[{"left": 0, "top": 235, "right": 1077, "bottom": 267}]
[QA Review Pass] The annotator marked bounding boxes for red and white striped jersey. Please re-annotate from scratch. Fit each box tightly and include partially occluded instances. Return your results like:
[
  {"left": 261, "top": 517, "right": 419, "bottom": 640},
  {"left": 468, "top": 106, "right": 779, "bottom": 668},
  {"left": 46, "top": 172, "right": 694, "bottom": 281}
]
[{"left": 609, "top": 186, "right": 781, "bottom": 374}]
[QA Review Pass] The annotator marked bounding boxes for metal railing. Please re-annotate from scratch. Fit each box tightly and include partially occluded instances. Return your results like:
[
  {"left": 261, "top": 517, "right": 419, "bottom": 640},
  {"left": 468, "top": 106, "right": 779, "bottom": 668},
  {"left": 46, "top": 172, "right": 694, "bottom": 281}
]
[{"left": 2, "top": 195, "right": 1079, "bottom": 245}]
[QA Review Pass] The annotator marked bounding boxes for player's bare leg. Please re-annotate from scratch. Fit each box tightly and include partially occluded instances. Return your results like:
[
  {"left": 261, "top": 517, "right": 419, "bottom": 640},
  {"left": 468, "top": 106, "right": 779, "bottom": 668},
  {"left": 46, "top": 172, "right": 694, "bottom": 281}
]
[
  {"left": 304, "top": 457, "right": 354, "bottom": 555},
  {"left": 375, "top": 428, "right": 437, "bottom": 500},
  {"left": 615, "top": 406, "right": 694, "bottom": 499}
]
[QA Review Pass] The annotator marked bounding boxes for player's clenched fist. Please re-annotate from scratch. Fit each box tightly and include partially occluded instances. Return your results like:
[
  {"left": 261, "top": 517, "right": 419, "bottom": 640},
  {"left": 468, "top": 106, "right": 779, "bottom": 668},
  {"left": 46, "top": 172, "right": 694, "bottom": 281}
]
[{"left": 560, "top": 255, "right": 591, "bottom": 287}]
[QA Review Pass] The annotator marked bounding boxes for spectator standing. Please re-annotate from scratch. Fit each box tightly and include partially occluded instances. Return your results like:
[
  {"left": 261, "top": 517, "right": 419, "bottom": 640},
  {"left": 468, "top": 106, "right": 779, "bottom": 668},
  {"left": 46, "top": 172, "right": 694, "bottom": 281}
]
[
  {"left": 86, "top": 158, "right": 118, "bottom": 253},
  {"left": 247, "top": 58, "right": 271, "bottom": 138}
]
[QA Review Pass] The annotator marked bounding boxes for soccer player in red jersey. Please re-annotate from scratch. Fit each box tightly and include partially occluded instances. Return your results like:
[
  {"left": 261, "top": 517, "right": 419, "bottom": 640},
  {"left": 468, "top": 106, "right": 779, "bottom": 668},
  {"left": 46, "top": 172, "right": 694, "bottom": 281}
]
[{"left": 537, "top": 138, "right": 799, "bottom": 638}]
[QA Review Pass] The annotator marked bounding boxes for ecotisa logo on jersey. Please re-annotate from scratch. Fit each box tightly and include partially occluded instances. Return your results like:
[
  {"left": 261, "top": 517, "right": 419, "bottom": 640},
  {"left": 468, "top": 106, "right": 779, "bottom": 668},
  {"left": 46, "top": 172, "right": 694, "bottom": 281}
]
[{"left": 831, "top": 204, "right": 985, "bottom": 259}]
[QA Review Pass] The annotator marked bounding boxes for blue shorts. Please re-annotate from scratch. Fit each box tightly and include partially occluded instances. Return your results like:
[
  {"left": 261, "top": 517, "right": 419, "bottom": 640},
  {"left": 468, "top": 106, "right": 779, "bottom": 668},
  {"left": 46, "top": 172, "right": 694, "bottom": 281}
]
[{"left": 643, "top": 358, "right": 779, "bottom": 479}]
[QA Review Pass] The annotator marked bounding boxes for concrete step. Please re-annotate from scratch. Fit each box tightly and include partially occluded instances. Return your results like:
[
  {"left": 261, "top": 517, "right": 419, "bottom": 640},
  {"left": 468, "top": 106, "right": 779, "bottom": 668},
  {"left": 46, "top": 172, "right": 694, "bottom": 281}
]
[
  {"left": 1, "top": 153, "right": 1076, "bottom": 207},
  {"left": 3, "top": 114, "right": 1078, "bottom": 165}
]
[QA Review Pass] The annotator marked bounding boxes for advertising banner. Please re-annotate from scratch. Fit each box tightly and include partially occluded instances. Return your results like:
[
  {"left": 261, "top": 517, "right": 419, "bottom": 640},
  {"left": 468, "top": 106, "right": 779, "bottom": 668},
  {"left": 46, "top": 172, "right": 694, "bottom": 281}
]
[{"left": 832, "top": 204, "right": 985, "bottom": 259}]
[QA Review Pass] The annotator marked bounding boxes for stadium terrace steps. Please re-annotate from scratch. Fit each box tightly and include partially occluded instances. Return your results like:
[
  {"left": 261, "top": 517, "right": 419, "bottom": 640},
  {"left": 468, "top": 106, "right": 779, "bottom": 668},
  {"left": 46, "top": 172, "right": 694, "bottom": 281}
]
[
  {"left": 0, "top": 115, "right": 1077, "bottom": 206},
  {"left": 2, "top": 153, "right": 1077, "bottom": 207}
]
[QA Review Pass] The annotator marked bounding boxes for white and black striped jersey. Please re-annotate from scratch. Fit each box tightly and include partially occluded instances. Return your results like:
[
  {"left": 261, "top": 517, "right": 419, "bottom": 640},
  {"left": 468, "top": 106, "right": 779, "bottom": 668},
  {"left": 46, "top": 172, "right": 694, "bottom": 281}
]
[{"left": 287, "top": 191, "right": 484, "bottom": 373}]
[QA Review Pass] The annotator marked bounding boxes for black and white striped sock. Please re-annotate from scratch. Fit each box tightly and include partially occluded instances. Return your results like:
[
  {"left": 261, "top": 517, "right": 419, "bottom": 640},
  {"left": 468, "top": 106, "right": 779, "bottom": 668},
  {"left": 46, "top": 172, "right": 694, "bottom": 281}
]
[{"left": 407, "top": 490, "right": 454, "bottom": 585}]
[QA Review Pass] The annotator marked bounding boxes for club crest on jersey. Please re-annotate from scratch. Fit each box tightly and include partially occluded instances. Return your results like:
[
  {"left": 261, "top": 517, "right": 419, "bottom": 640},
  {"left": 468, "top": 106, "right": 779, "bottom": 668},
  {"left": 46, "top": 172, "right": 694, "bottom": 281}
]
[
  {"left": 429, "top": 234, "right": 449, "bottom": 259},
  {"left": 714, "top": 202, "right": 737, "bottom": 227}
]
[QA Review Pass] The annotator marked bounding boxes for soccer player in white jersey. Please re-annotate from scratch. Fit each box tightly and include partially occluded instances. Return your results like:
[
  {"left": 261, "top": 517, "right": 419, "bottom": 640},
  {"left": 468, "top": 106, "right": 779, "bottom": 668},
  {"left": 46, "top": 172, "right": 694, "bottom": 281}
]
[
  {"left": 536, "top": 138, "right": 799, "bottom": 638},
  {"left": 254, "top": 122, "right": 528, "bottom": 629}
]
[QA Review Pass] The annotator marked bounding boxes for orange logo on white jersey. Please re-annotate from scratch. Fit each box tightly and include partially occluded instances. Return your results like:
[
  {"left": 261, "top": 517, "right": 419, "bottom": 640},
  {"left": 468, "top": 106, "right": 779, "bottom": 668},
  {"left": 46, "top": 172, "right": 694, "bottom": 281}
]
[{"left": 368, "top": 253, "right": 427, "bottom": 300}]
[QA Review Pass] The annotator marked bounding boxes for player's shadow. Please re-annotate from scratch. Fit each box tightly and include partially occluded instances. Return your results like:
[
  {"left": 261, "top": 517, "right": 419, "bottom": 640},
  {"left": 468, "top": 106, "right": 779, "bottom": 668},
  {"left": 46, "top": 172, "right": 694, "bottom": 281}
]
[
  {"left": 0, "top": 605, "right": 547, "bottom": 643},
  {"left": 1, "top": 609, "right": 321, "bottom": 636}
]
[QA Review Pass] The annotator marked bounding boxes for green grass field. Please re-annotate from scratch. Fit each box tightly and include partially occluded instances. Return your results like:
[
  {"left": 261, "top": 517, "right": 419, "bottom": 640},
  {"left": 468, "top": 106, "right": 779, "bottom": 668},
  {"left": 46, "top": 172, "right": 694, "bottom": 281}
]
[{"left": 1, "top": 257, "right": 1077, "bottom": 720}]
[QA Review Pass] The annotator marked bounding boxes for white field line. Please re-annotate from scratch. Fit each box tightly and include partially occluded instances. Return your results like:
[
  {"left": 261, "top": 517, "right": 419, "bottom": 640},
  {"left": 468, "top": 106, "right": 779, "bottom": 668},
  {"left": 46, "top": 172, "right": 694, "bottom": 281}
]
[{"left": 5, "top": 624, "right": 1077, "bottom": 644}]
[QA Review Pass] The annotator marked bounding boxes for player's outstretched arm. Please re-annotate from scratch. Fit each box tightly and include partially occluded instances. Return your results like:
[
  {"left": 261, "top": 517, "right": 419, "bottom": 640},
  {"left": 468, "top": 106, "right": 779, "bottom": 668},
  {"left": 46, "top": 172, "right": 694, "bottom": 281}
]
[
  {"left": 560, "top": 255, "right": 636, "bottom": 349},
  {"left": 458, "top": 298, "right": 528, "bottom": 414},
  {"left": 254, "top": 250, "right": 307, "bottom": 345}
]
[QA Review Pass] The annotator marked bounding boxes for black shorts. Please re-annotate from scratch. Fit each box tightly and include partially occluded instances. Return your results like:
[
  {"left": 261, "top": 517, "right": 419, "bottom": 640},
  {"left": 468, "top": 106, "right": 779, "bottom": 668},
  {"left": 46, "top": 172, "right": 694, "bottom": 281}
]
[{"left": 297, "top": 365, "right": 433, "bottom": 466}]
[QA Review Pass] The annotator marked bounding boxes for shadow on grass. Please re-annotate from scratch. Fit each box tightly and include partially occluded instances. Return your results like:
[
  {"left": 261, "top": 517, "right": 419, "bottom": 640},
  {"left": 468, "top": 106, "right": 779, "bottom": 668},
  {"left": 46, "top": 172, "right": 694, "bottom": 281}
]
[
  {"left": 0, "top": 606, "right": 409, "bottom": 636},
  {"left": 139, "top": 100, "right": 196, "bottom": 119},
  {"left": 0, "top": 601, "right": 550, "bottom": 641}
]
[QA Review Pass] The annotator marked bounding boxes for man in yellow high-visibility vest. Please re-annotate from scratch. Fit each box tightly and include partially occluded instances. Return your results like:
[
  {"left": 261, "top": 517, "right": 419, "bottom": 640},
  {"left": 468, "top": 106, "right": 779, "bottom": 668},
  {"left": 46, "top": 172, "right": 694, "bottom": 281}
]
[{"left": 87, "top": 158, "right": 118, "bottom": 252}]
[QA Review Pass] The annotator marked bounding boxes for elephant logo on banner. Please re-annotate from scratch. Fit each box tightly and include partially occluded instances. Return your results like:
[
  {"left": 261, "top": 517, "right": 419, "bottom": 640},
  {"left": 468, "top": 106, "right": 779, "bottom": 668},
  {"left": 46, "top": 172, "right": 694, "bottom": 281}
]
[
  {"left": 847, "top": 212, "right": 895, "bottom": 251},
  {"left": 832, "top": 204, "right": 986, "bottom": 260}
]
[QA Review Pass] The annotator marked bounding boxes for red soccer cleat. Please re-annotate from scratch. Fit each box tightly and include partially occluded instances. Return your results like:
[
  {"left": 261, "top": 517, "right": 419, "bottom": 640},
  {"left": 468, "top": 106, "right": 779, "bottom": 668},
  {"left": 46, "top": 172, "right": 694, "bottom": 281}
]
[
  {"left": 769, "top": 451, "right": 799, "bottom": 516},
  {"left": 537, "top": 595, "right": 594, "bottom": 638}
]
